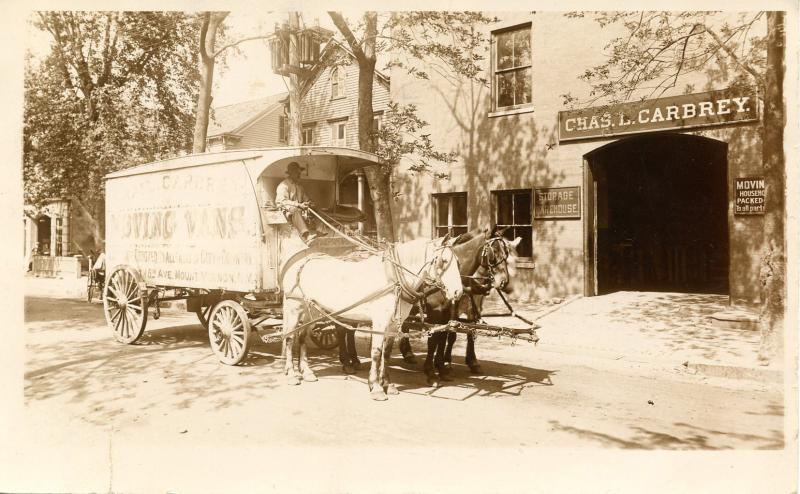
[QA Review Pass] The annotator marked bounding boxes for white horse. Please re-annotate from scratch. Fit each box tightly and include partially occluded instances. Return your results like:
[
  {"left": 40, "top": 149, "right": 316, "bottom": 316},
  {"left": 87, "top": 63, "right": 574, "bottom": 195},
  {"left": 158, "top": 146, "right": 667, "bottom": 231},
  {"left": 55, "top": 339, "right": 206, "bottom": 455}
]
[{"left": 281, "top": 237, "right": 463, "bottom": 400}]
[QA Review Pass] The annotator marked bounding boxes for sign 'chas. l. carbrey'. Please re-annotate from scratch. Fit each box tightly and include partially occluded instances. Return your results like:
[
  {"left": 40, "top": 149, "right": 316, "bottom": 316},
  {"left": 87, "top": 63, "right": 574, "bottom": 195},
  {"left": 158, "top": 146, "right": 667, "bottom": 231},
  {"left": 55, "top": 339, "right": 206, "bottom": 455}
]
[{"left": 558, "top": 87, "right": 759, "bottom": 142}]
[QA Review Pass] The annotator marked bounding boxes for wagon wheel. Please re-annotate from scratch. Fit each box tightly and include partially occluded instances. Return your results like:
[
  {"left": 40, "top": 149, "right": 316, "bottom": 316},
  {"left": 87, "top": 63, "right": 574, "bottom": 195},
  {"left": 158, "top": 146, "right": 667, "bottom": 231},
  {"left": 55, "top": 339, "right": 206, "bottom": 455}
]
[
  {"left": 310, "top": 325, "right": 340, "bottom": 350},
  {"left": 103, "top": 265, "right": 148, "bottom": 344},
  {"left": 208, "top": 300, "right": 252, "bottom": 365}
]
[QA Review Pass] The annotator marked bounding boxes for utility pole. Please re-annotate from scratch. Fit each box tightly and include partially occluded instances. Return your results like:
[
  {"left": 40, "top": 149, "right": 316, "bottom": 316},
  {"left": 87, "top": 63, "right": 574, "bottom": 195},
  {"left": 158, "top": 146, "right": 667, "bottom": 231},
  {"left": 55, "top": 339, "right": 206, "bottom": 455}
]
[{"left": 288, "top": 12, "right": 302, "bottom": 146}]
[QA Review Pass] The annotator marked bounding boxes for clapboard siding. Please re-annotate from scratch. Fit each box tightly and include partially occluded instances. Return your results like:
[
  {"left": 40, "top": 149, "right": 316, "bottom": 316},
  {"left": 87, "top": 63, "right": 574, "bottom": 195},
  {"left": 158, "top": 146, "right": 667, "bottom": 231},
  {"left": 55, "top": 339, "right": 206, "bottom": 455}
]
[
  {"left": 234, "top": 105, "right": 286, "bottom": 149},
  {"left": 299, "top": 58, "right": 390, "bottom": 149}
]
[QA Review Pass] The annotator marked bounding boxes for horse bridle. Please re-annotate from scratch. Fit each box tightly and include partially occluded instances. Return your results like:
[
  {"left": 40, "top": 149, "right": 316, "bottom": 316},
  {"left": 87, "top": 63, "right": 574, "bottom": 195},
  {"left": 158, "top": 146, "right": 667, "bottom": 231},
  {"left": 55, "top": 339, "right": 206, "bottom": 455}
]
[
  {"left": 390, "top": 242, "right": 458, "bottom": 302},
  {"left": 473, "top": 235, "right": 512, "bottom": 290}
]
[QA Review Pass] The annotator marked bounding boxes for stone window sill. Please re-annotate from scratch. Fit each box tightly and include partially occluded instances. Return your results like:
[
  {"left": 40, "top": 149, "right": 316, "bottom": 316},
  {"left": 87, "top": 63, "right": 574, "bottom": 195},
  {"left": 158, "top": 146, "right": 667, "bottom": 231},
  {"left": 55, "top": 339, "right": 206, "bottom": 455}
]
[{"left": 488, "top": 106, "right": 534, "bottom": 118}]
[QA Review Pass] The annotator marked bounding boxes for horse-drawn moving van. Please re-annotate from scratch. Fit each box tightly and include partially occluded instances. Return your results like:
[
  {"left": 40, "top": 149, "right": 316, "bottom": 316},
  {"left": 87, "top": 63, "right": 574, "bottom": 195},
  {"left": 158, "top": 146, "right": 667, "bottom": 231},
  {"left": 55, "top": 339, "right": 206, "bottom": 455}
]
[
  {"left": 103, "top": 146, "right": 535, "bottom": 399},
  {"left": 103, "top": 147, "right": 396, "bottom": 365}
]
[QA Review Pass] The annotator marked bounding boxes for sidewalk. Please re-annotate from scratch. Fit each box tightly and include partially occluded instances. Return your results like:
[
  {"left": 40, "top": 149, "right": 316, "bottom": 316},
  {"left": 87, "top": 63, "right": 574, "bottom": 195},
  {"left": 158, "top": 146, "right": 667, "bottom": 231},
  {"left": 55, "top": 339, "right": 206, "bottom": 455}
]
[
  {"left": 24, "top": 273, "right": 87, "bottom": 299},
  {"left": 482, "top": 290, "right": 778, "bottom": 383}
]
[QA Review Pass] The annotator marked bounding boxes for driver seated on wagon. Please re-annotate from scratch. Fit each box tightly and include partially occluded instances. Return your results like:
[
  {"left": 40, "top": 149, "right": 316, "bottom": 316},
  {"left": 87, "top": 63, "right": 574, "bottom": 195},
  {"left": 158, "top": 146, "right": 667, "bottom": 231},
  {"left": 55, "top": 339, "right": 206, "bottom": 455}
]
[{"left": 276, "top": 161, "right": 326, "bottom": 244}]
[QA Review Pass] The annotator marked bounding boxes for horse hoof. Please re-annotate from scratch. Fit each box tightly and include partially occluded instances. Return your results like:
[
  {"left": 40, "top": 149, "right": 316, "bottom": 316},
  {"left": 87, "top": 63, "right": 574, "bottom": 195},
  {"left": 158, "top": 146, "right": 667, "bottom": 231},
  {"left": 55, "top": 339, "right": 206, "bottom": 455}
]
[
  {"left": 342, "top": 364, "right": 356, "bottom": 375},
  {"left": 469, "top": 365, "right": 484, "bottom": 375},
  {"left": 371, "top": 390, "right": 388, "bottom": 401},
  {"left": 402, "top": 353, "right": 418, "bottom": 365},
  {"left": 350, "top": 359, "right": 362, "bottom": 371},
  {"left": 302, "top": 371, "right": 318, "bottom": 382},
  {"left": 286, "top": 375, "right": 301, "bottom": 386},
  {"left": 439, "top": 373, "right": 454, "bottom": 382},
  {"left": 386, "top": 384, "right": 399, "bottom": 395}
]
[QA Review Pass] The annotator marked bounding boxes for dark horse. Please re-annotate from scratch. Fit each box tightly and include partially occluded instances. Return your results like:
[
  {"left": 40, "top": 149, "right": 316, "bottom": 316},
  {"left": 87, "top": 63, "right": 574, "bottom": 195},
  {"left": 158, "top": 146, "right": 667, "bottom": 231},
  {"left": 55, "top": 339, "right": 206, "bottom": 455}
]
[
  {"left": 415, "top": 228, "right": 519, "bottom": 385},
  {"left": 334, "top": 228, "right": 520, "bottom": 383}
]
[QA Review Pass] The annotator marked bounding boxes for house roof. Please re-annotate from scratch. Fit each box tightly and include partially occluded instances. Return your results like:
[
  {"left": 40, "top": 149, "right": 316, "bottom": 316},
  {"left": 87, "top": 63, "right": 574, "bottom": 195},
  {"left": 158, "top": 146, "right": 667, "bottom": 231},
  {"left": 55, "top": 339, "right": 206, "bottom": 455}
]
[
  {"left": 208, "top": 92, "right": 288, "bottom": 138},
  {"left": 299, "top": 41, "right": 390, "bottom": 98}
]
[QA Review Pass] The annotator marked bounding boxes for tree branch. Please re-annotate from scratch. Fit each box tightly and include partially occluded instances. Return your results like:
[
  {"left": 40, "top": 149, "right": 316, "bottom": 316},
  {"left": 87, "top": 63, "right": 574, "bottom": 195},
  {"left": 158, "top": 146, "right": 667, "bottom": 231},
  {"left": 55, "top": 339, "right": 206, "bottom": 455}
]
[
  {"left": 212, "top": 34, "right": 272, "bottom": 58},
  {"left": 328, "top": 11, "right": 366, "bottom": 60},
  {"left": 705, "top": 25, "right": 764, "bottom": 86}
]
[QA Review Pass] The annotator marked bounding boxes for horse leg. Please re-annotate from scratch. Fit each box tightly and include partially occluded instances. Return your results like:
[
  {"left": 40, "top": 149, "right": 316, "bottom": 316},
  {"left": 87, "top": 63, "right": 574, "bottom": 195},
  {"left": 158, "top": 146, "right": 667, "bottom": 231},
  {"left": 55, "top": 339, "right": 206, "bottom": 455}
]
[
  {"left": 424, "top": 334, "right": 440, "bottom": 386},
  {"left": 399, "top": 329, "right": 417, "bottom": 364},
  {"left": 337, "top": 326, "right": 356, "bottom": 374},
  {"left": 347, "top": 329, "right": 361, "bottom": 370},
  {"left": 383, "top": 334, "right": 399, "bottom": 395},
  {"left": 297, "top": 327, "right": 317, "bottom": 382},
  {"left": 368, "top": 333, "right": 388, "bottom": 401},
  {"left": 465, "top": 333, "right": 483, "bottom": 374},
  {"left": 282, "top": 299, "right": 302, "bottom": 385},
  {"left": 439, "top": 331, "right": 457, "bottom": 380}
]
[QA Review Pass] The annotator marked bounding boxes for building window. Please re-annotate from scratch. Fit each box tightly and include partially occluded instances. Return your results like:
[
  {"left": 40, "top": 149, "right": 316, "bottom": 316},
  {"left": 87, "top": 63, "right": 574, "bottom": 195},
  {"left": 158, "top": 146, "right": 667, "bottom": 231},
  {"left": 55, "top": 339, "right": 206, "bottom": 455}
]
[
  {"left": 492, "top": 23, "right": 532, "bottom": 113},
  {"left": 301, "top": 125, "right": 314, "bottom": 146},
  {"left": 433, "top": 193, "right": 468, "bottom": 238},
  {"left": 330, "top": 120, "right": 347, "bottom": 147},
  {"left": 330, "top": 67, "right": 346, "bottom": 99},
  {"left": 492, "top": 189, "right": 532, "bottom": 258},
  {"left": 279, "top": 115, "right": 288, "bottom": 143}
]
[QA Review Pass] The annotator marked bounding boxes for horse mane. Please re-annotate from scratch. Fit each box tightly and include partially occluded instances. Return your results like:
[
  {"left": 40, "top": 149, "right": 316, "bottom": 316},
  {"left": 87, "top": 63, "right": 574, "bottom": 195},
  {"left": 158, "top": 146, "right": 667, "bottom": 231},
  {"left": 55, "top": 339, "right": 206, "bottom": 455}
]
[
  {"left": 452, "top": 228, "right": 487, "bottom": 246},
  {"left": 392, "top": 237, "right": 432, "bottom": 274},
  {"left": 452, "top": 230, "right": 488, "bottom": 274}
]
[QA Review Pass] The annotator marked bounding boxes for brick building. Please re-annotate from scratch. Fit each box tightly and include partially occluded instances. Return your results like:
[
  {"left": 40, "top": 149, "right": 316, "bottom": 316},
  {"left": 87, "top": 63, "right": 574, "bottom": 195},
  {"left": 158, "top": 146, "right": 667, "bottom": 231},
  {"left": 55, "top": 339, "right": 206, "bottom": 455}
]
[{"left": 389, "top": 12, "right": 768, "bottom": 305}]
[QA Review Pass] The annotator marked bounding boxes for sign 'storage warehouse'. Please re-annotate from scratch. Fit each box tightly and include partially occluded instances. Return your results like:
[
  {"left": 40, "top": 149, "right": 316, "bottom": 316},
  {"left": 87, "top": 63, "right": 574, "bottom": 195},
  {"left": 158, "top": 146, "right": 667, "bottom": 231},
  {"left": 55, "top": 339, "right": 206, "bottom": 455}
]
[{"left": 534, "top": 187, "right": 581, "bottom": 219}]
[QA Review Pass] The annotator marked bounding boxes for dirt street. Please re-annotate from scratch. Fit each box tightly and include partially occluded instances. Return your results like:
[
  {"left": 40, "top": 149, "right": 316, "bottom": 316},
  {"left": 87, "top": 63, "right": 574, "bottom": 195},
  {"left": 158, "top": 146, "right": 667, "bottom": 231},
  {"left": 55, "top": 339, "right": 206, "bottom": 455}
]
[{"left": 15, "top": 295, "right": 787, "bottom": 491}]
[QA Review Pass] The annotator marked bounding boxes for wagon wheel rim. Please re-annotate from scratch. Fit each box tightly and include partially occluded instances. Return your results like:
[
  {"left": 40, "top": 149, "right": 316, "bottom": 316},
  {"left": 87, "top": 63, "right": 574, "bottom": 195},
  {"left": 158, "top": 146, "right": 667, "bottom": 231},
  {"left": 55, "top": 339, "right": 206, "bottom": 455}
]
[
  {"left": 103, "top": 266, "right": 147, "bottom": 344},
  {"left": 208, "top": 301, "right": 251, "bottom": 365},
  {"left": 310, "top": 326, "right": 339, "bottom": 350}
]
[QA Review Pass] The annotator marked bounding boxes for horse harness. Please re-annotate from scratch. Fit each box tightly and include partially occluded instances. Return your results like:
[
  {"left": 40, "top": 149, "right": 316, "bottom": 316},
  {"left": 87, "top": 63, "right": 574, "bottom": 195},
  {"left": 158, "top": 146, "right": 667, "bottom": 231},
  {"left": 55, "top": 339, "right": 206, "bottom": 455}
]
[{"left": 281, "top": 242, "right": 457, "bottom": 338}]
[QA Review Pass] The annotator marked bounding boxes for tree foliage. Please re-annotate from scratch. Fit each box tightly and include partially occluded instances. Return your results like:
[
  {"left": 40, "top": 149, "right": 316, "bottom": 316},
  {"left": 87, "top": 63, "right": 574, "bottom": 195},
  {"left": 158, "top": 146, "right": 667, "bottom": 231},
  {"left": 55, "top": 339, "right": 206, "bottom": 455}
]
[
  {"left": 24, "top": 11, "right": 199, "bottom": 216},
  {"left": 373, "top": 102, "right": 457, "bottom": 178},
  {"left": 561, "top": 11, "right": 766, "bottom": 106},
  {"left": 326, "top": 11, "right": 493, "bottom": 241}
]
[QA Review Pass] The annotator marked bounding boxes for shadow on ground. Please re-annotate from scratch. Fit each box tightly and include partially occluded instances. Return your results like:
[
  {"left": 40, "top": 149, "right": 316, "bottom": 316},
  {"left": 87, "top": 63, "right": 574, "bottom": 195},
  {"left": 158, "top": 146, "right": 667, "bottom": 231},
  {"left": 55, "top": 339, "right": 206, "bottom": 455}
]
[
  {"left": 25, "top": 302, "right": 554, "bottom": 425},
  {"left": 548, "top": 419, "right": 784, "bottom": 450}
]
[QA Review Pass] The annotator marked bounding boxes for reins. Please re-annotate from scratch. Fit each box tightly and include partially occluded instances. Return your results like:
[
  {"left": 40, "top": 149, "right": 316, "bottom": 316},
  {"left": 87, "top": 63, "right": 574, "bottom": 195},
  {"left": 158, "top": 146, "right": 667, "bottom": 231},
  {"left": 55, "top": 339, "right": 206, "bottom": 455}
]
[{"left": 305, "top": 205, "right": 453, "bottom": 293}]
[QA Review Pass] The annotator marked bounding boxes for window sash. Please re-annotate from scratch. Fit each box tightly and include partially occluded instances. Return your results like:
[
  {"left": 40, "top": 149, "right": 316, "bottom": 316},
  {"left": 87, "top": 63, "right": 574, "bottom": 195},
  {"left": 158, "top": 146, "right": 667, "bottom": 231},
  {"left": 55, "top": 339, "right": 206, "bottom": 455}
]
[
  {"left": 331, "top": 121, "right": 346, "bottom": 146},
  {"left": 493, "top": 190, "right": 532, "bottom": 257},
  {"left": 433, "top": 193, "right": 468, "bottom": 238},
  {"left": 301, "top": 127, "right": 314, "bottom": 145},
  {"left": 278, "top": 116, "right": 288, "bottom": 142},
  {"left": 492, "top": 24, "right": 532, "bottom": 111},
  {"left": 331, "top": 67, "right": 345, "bottom": 99}
]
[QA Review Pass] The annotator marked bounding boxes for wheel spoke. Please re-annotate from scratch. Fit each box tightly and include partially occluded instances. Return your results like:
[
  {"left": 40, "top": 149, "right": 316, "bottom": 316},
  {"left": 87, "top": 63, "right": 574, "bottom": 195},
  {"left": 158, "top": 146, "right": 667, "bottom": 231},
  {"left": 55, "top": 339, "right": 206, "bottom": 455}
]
[
  {"left": 114, "top": 309, "right": 124, "bottom": 334},
  {"left": 109, "top": 307, "right": 122, "bottom": 323},
  {"left": 124, "top": 273, "right": 137, "bottom": 300},
  {"left": 121, "top": 309, "right": 131, "bottom": 338}
]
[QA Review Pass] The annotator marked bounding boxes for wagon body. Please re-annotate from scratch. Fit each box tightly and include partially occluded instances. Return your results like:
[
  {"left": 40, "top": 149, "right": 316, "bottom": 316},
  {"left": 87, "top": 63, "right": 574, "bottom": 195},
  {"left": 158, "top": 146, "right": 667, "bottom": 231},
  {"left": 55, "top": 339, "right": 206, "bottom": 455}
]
[
  {"left": 105, "top": 147, "right": 380, "bottom": 294},
  {"left": 100, "top": 147, "right": 381, "bottom": 363}
]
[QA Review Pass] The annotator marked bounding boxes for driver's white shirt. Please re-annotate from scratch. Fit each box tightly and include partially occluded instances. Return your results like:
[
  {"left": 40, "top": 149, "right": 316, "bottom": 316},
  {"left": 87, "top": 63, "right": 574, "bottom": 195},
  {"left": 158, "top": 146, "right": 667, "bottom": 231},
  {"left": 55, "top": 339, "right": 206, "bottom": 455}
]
[{"left": 275, "top": 178, "right": 308, "bottom": 206}]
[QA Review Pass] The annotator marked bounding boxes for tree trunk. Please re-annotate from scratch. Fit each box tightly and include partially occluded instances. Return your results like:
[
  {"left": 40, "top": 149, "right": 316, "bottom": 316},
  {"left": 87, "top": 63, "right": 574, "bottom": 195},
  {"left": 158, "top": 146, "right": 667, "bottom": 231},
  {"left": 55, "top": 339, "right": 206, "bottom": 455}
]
[
  {"left": 192, "top": 12, "right": 228, "bottom": 153},
  {"left": 358, "top": 13, "right": 395, "bottom": 242},
  {"left": 758, "top": 11, "right": 786, "bottom": 363}
]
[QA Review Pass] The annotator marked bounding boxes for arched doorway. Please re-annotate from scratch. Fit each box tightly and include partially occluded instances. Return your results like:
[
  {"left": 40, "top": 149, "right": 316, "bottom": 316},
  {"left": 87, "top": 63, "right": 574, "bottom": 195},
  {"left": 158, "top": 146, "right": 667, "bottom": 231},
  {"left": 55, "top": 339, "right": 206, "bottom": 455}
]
[{"left": 584, "top": 133, "right": 728, "bottom": 295}]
